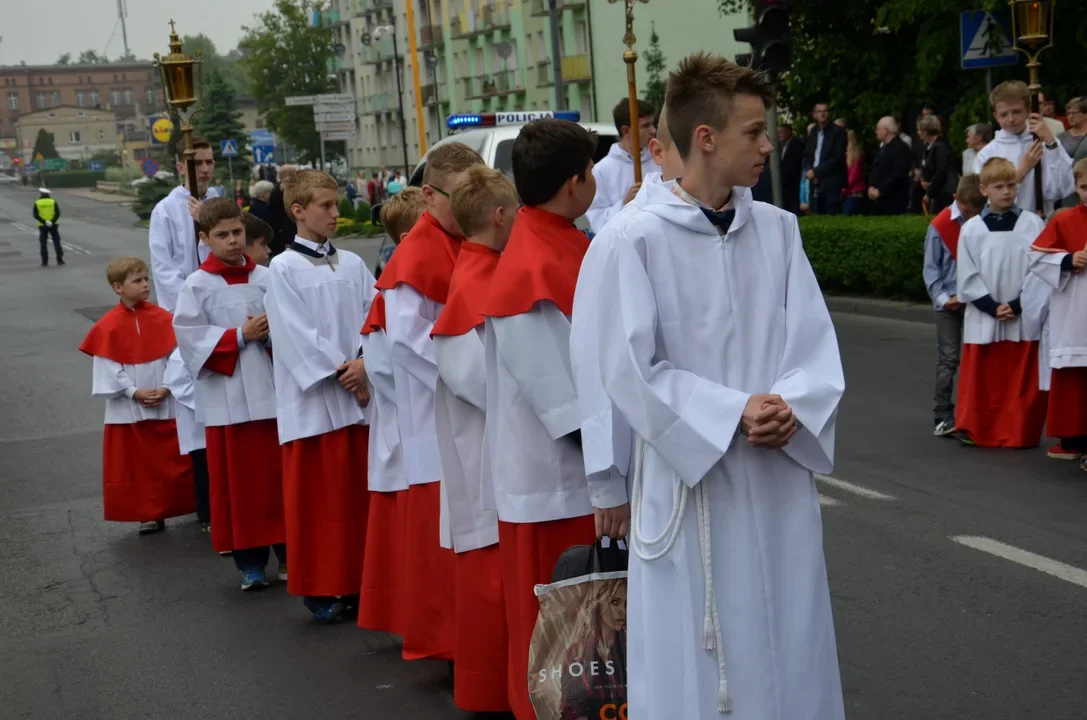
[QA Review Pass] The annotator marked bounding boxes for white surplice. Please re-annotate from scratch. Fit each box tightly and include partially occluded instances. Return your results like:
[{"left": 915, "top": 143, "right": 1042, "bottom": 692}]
[
  {"left": 264, "top": 241, "right": 376, "bottom": 444},
  {"left": 575, "top": 180, "right": 845, "bottom": 719},
  {"left": 383, "top": 285, "right": 443, "bottom": 486},
  {"left": 1029, "top": 246, "right": 1087, "bottom": 369},
  {"left": 172, "top": 266, "right": 277, "bottom": 427},
  {"left": 163, "top": 347, "right": 205, "bottom": 454},
  {"left": 92, "top": 355, "right": 175, "bottom": 425},
  {"left": 586, "top": 142, "right": 655, "bottom": 233},
  {"left": 483, "top": 303, "right": 592, "bottom": 523},
  {"left": 1020, "top": 272, "right": 1053, "bottom": 390},
  {"left": 361, "top": 326, "right": 406, "bottom": 493},
  {"left": 974, "top": 129, "right": 1074, "bottom": 214},
  {"left": 148, "top": 185, "right": 222, "bottom": 312},
  {"left": 957, "top": 212, "right": 1045, "bottom": 345},
  {"left": 434, "top": 329, "right": 499, "bottom": 552}
]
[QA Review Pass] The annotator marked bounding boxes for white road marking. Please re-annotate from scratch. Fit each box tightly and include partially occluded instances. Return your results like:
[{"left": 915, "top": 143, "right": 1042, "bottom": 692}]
[
  {"left": 61, "top": 242, "right": 91, "bottom": 255},
  {"left": 815, "top": 474, "right": 896, "bottom": 501},
  {"left": 14, "top": 222, "right": 35, "bottom": 234},
  {"left": 818, "top": 495, "right": 841, "bottom": 507},
  {"left": 952, "top": 535, "right": 1087, "bottom": 590}
]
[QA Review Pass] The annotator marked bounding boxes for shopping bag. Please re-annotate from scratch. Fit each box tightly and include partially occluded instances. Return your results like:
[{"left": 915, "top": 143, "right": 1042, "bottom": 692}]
[{"left": 528, "top": 541, "right": 628, "bottom": 720}]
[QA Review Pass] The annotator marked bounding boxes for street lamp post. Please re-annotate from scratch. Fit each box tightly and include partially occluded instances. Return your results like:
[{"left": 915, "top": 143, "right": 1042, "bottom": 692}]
[
  {"left": 1009, "top": 0, "right": 1057, "bottom": 214},
  {"left": 153, "top": 20, "right": 204, "bottom": 197},
  {"left": 369, "top": 23, "right": 412, "bottom": 177}
]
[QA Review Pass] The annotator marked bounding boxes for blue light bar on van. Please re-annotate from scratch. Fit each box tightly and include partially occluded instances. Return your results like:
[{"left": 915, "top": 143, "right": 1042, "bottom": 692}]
[{"left": 446, "top": 110, "right": 581, "bottom": 131}]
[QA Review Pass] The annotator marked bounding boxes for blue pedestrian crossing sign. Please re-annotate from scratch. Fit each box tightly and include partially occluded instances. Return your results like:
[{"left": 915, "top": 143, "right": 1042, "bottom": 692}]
[
  {"left": 961, "top": 10, "right": 1018, "bottom": 70},
  {"left": 220, "top": 139, "right": 239, "bottom": 158}
]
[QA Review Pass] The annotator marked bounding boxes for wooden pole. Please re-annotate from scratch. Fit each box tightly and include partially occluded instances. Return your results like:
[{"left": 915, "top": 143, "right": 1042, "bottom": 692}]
[
  {"left": 1028, "top": 59, "right": 1044, "bottom": 216},
  {"left": 625, "top": 50, "right": 642, "bottom": 183}
]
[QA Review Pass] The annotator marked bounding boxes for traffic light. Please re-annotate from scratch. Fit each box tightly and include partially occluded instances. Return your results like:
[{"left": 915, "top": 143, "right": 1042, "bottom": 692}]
[{"left": 733, "top": 0, "right": 791, "bottom": 75}]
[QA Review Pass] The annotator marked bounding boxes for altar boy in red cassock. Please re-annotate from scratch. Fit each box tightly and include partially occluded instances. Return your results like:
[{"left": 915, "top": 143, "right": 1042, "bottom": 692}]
[
  {"left": 173, "top": 198, "right": 286, "bottom": 591},
  {"left": 481, "top": 119, "right": 602, "bottom": 720},
  {"left": 1030, "top": 158, "right": 1087, "bottom": 467},
  {"left": 264, "top": 170, "right": 376, "bottom": 624},
  {"left": 80, "top": 257, "right": 195, "bottom": 535},
  {"left": 432, "top": 166, "right": 519, "bottom": 714},
  {"left": 357, "top": 188, "right": 425, "bottom": 637},
  {"left": 956, "top": 157, "right": 1048, "bottom": 447},
  {"left": 374, "top": 142, "right": 485, "bottom": 660}
]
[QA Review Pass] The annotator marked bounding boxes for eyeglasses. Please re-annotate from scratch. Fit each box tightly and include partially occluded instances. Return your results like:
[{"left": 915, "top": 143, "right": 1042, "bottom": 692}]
[{"left": 427, "top": 184, "right": 450, "bottom": 198}]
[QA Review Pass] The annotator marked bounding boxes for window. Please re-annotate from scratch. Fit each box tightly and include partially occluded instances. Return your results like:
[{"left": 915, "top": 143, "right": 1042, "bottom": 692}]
[
  {"left": 77, "top": 91, "right": 85, "bottom": 107},
  {"left": 36, "top": 92, "right": 46, "bottom": 109},
  {"left": 122, "top": 73, "right": 126, "bottom": 81},
  {"left": 50, "top": 91, "right": 59, "bottom": 107},
  {"left": 38, "top": 78, "right": 44, "bottom": 85},
  {"left": 90, "top": 90, "right": 99, "bottom": 106},
  {"left": 75, "top": 110, "right": 86, "bottom": 117},
  {"left": 145, "top": 87, "right": 155, "bottom": 105},
  {"left": 110, "top": 90, "right": 120, "bottom": 106},
  {"left": 48, "top": 77, "right": 53, "bottom": 85},
  {"left": 69, "top": 131, "right": 81, "bottom": 144},
  {"left": 99, "top": 129, "right": 105, "bottom": 142},
  {"left": 123, "top": 89, "right": 132, "bottom": 105},
  {"left": 7, "top": 93, "right": 17, "bottom": 110}
]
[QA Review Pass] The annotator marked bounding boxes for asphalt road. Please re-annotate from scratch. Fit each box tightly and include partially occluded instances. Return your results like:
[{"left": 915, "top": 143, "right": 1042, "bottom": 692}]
[{"left": 1, "top": 185, "right": 1084, "bottom": 719}]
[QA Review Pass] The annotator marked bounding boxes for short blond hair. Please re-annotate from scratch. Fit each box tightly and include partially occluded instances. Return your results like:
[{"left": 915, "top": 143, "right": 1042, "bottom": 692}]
[
  {"left": 450, "top": 166, "right": 519, "bottom": 237},
  {"left": 283, "top": 169, "right": 338, "bottom": 213},
  {"left": 422, "top": 142, "right": 485, "bottom": 188},
  {"left": 1074, "top": 157, "right": 1087, "bottom": 182},
  {"left": 380, "top": 187, "right": 426, "bottom": 240},
  {"left": 980, "top": 157, "right": 1017, "bottom": 186},
  {"left": 955, "top": 174, "right": 984, "bottom": 208},
  {"left": 989, "top": 80, "right": 1031, "bottom": 110},
  {"left": 107, "top": 257, "right": 148, "bottom": 286}
]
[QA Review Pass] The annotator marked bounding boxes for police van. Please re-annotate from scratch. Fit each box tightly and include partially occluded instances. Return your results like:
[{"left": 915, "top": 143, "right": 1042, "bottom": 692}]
[{"left": 373, "top": 110, "right": 618, "bottom": 277}]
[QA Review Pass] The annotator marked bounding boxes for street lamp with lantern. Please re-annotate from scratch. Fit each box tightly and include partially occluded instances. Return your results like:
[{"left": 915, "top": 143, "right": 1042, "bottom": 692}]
[
  {"left": 362, "top": 23, "right": 411, "bottom": 177},
  {"left": 153, "top": 20, "right": 204, "bottom": 196},
  {"left": 1009, "top": 0, "right": 1057, "bottom": 213}
]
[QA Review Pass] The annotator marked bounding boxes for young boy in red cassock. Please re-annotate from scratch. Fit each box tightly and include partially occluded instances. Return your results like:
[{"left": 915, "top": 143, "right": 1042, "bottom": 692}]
[
  {"left": 264, "top": 170, "right": 376, "bottom": 623},
  {"left": 432, "top": 166, "right": 520, "bottom": 713},
  {"left": 79, "top": 257, "right": 195, "bottom": 535},
  {"left": 481, "top": 119, "right": 603, "bottom": 719},
  {"left": 358, "top": 187, "right": 425, "bottom": 637},
  {"left": 173, "top": 198, "right": 287, "bottom": 591},
  {"left": 956, "top": 157, "right": 1048, "bottom": 447},
  {"left": 1029, "top": 158, "right": 1087, "bottom": 467},
  {"left": 374, "top": 143, "right": 485, "bottom": 661}
]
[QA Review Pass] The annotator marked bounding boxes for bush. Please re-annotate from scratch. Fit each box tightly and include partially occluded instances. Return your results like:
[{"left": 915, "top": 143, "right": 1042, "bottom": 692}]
[
  {"left": 338, "top": 196, "right": 355, "bottom": 221},
  {"left": 106, "top": 167, "right": 136, "bottom": 183},
  {"left": 40, "top": 170, "right": 105, "bottom": 188},
  {"left": 798, "top": 214, "right": 931, "bottom": 302},
  {"left": 132, "top": 178, "right": 174, "bottom": 220},
  {"left": 355, "top": 200, "right": 371, "bottom": 223}
]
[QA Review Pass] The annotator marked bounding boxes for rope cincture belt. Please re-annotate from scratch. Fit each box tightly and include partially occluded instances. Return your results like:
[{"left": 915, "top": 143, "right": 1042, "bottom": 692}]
[{"left": 630, "top": 436, "right": 732, "bottom": 714}]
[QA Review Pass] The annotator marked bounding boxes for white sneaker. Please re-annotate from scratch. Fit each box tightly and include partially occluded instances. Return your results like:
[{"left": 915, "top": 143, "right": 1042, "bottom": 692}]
[
  {"left": 933, "top": 420, "right": 956, "bottom": 437},
  {"left": 138, "top": 521, "right": 162, "bottom": 535}
]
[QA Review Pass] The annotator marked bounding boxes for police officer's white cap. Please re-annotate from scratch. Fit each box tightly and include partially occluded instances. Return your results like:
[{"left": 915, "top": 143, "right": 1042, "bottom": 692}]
[{"left": 39, "top": 188, "right": 52, "bottom": 194}]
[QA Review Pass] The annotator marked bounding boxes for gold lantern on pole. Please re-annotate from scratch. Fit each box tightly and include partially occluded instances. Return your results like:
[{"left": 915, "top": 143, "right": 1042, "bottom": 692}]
[
  {"left": 1009, "top": 0, "right": 1056, "bottom": 214},
  {"left": 607, "top": 0, "right": 650, "bottom": 184},
  {"left": 153, "top": 21, "right": 205, "bottom": 196}
]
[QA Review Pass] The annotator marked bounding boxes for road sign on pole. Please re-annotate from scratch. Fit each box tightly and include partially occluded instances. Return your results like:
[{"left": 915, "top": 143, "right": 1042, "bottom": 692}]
[
  {"left": 141, "top": 157, "right": 160, "bottom": 178},
  {"left": 220, "top": 139, "right": 239, "bottom": 158},
  {"left": 88, "top": 160, "right": 104, "bottom": 172},
  {"left": 317, "top": 93, "right": 354, "bottom": 104},
  {"left": 321, "top": 131, "right": 355, "bottom": 141},
  {"left": 961, "top": 10, "right": 1017, "bottom": 70},
  {"left": 253, "top": 144, "right": 276, "bottom": 164},
  {"left": 314, "top": 112, "right": 356, "bottom": 123},
  {"left": 286, "top": 95, "right": 317, "bottom": 106}
]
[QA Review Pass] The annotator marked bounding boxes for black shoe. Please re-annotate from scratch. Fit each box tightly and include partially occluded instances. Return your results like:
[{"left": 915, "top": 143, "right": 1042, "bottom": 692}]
[
  {"left": 57, "top": 258, "right": 65, "bottom": 265},
  {"left": 41, "top": 261, "right": 47, "bottom": 266}
]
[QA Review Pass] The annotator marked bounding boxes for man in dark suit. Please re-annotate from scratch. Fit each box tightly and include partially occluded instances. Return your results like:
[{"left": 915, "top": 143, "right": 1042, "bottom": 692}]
[
  {"left": 867, "top": 117, "right": 914, "bottom": 215},
  {"left": 778, "top": 124, "right": 804, "bottom": 214},
  {"left": 803, "top": 102, "right": 848, "bottom": 215},
  {"left": 266, "top": 164, "right": 297, "bottom": 257}
]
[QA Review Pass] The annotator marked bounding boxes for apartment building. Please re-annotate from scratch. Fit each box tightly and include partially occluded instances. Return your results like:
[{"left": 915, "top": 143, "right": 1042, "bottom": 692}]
[{"left": 15, "top": 106, "right": 118, "bottom": 162}]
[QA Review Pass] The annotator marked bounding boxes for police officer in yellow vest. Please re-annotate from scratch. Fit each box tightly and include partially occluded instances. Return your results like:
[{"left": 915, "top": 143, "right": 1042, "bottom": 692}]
[{"left": 33, "top": 188, "right": 64, "bottom": 266}]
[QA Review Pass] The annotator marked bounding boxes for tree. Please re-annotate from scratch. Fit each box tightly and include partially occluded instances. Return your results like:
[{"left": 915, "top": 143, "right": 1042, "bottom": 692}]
[
  {"left": 195, "top": 67, "right": 252, "bottom": 180},
  {"left": 77, "top": 49, "right": 105, "bottom": 65},
  {"left": 239, "top": 0, "right": 338, "bottom": 164},
  {"left": 181, "top": 34, "right": 249, "bottom": 99},
  {"left": 56, "top": 53, "right": 71, "bottom": 65},
  {"left": 32, "top": 129, "right": 59, "bottom": 160},
  {"left": 643, "top": 22, "right": 667, "bottom": 113}
]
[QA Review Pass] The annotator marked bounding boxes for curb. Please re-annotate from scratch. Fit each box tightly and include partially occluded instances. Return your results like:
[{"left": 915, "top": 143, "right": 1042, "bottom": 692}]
[{"left": 825, "top": 296, "right": 934, "bottom": 325}]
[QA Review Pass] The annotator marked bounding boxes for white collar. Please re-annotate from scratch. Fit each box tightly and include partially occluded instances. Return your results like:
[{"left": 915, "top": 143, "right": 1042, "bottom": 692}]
[
  {"left": 950, "top": 201, "right": 963, "bottom": 221},
  {"left": 293, "top": 236, "right": 330, "bottom": 255}
]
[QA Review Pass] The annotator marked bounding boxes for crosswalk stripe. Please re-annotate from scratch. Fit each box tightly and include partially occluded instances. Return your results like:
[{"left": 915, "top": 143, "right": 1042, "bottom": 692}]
[
  {"left": 815, "top": 474, "right": 896, "bottom": 501},
  {"left": 951, "top": 535, "right": 1087, "bottom": 590},
  {"left": 818, "top": 495, "right": 841, "bottom": 507}
]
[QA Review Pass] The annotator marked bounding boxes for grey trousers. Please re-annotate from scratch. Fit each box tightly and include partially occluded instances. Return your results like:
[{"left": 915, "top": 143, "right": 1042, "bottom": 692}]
[{"left": 934, "top": 308, "right": 964, "bottom": 423}]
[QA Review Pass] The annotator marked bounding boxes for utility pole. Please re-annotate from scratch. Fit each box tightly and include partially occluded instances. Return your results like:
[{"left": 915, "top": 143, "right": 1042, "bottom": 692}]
[
  {"left": 390, "top": 24, "right": 411, "bottom": 176},
  {"left": 117, "top": 0, "right": 130, "bottom": 57},
  {"left": 548, "top": 0, "right": 565, "bottom": 110}
]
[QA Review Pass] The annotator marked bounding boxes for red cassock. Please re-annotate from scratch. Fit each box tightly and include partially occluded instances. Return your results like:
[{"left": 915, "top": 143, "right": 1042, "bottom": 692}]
[
  {"left": 357, "top": 295, "right": 410, "bottom": 636},
  {"left": 80, "top": 301, "right": 195, "bottom": 522},
  {"left": 373, "top": 211, "right": 460, "bottom": 659},
  {"left": 482, "top": 207, "right": 596, "bottom": 720},
  {"left": 432, "top": 241, "right": 511, "bottom": 712},
  {"left": 956, "top": 341, "right": 1048, "bottom": 448},
  {"left": 281, "top": 424, "right": 370, "bottom": 597},
  {"left": 1032, "top": 204, "right": 1087, "bottom": 438}
]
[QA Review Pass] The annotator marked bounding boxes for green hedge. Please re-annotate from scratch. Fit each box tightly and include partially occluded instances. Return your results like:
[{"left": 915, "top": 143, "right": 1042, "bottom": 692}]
[
  {"left": 798, "top": 215, "right": 931, "bottom": 303},
  {"left": 41, "top": 170, "right": 106, "bottom": 188}
]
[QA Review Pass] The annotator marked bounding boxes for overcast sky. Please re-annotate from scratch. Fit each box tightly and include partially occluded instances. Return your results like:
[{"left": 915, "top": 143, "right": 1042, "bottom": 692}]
[{"left": 1, "top": 0, "right": 273, "bottom": 66}]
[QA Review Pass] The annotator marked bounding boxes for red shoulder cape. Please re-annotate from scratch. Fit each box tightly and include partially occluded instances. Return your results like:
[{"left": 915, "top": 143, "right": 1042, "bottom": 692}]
[
  {"left": 374, "top": 211, "right": 461, "bottom": 304},
  {"left": 361, "top": 293, "right": 386, "bottom": 335},
  {"left": 200, "top": 252, "right": 255, "bottom": 284},
  {"left": 930, "top": 206, "right": 962, "bottom": 260},
  {"left": 79, "top": 301, "right": 176, "bottom": 364},
  {"left": 431, "top": 242, "right": 501, "bottom": 338},
  {"left": 1032, "top": 203, "right": 1087, "bottom": 254},
  {"left": 482, "top": 207, "right": 589, "bottom": 318}
]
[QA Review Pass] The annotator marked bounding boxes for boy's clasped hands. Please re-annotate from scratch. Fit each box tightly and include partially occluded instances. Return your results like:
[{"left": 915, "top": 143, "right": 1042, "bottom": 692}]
[{"left": 741, "top": 394, "right": 798, "bottom": 449}]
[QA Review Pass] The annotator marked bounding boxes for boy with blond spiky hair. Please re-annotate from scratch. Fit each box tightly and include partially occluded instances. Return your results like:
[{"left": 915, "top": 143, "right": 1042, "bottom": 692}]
[{"left": 264, "top": 169, "right": 377, "bottom": 623}]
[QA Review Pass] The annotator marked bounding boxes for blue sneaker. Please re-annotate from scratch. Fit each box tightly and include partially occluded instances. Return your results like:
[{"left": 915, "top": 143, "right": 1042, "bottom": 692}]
[
  {"left": 303, "top": 597, "right": 348, "bottom": 624},
  {"left": 240, "top": 568, "right": 269, "bottom": 592}
]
